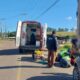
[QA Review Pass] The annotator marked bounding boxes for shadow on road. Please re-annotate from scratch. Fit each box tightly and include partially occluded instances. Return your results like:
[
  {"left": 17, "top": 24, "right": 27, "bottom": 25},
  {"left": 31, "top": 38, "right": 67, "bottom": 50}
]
[
  {"left": 18, "top": 56, "right": 33, "bottom": 62},
  {"left": 0, "top": 49, "right": 19, "bottom": 55},
  {"left": 0, "top": 48, "right": 33, "bottom": 55},
  {"left": 19, "top": 56, "right": 48, "bottom": 65},
  {"left": 26, "top": 73, "right": 73, "bottom": 80},
  {"left": 0, "top": 65, "right": 46, "bottom": 69}
]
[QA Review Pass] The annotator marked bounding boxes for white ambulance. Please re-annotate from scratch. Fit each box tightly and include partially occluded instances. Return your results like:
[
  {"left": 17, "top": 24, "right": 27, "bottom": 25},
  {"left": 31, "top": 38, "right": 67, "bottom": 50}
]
[{"left": 16, "top": 21, "right": 47, "bottom": 53}]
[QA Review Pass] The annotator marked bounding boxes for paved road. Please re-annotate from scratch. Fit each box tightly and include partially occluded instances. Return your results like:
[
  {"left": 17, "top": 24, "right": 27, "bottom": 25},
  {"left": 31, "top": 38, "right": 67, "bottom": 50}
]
[{"left": 0, "top": 40, "right": 73, "bottom": 80}]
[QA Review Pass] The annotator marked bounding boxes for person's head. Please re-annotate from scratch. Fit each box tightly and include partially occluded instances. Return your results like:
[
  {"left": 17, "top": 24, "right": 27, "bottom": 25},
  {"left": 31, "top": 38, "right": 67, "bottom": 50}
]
[{"left": 52, "top": 30, "right": 56, "bottom": 36}]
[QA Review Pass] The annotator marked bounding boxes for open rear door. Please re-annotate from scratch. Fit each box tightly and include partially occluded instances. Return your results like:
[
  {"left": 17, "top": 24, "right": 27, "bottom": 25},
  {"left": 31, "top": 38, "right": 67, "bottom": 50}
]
[
  {"left": 42, "top": 23, "right": 47, "bottom": 48},
  {"left": 16, "top": 21, "right": 22, "bottom": 47},
  {"left": 20, "top": 23, "right": 27, "bottom": 46}
]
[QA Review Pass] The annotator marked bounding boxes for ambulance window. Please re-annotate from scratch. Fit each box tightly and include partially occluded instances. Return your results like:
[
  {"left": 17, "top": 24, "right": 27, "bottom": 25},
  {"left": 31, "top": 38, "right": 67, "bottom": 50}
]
[{"left": 31, "top": 29, "right": 36, "bottom": 32}]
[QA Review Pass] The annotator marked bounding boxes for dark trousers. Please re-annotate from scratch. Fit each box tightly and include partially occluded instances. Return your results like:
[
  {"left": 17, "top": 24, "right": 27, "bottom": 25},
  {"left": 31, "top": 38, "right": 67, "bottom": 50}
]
[
  {"left": 32, "top": 50, "right": 35, "bottom": 60},
  {"left": 48, "top": 51, "right": 54, "bottom": 67}
]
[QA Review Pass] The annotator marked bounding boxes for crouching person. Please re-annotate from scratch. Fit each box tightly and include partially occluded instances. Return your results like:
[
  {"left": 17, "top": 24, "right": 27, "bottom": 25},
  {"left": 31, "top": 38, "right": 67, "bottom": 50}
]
[{"left": 58, "top": 49, "right": 71, "bottom": 68}]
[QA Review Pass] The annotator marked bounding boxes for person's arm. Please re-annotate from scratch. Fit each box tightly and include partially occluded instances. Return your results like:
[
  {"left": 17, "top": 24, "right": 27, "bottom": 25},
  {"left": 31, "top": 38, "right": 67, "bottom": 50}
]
[
  {"left": 46, "top": 37, "right": 49, "bottom": 49},
  {"left": 56, "top": 37, "right": 59, "bottom": 49},
  {"left": 54, "top": 36, "right": 58, "bottom": 51}
]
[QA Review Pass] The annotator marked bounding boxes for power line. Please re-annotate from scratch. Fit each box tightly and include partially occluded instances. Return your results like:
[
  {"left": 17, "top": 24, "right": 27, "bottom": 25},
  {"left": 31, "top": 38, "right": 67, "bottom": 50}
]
[
  {"left": 0, "top": 13, "right": 27, "bottom": 21},
  {"left": 30, "top": 0, "right": 39, "bottom": 18},
  {"left": 35, "top": 0, "right": 61, "bottom": 20}
]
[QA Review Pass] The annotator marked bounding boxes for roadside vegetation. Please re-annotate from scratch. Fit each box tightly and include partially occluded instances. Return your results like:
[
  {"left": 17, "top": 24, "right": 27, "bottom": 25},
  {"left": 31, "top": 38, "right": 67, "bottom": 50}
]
[{"left": 0, "top": 27, "right": 76, "bottom": 39}]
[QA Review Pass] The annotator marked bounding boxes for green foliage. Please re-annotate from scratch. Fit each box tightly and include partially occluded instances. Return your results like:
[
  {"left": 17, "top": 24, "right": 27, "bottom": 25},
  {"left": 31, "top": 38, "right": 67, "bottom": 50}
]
[
  {"left": 8, "top": 31, "right": 16, "bottom": 37},
  {"left": 57, "top": 28, "right": 69, "bottom": 32},
  {"left": 63, "top": 45, "right": 70, "bottom": 49},
  {"left": 47, "top": 27, "right": 56, "bottom": 32},
  {"left": 57, "top": 28, "right": 65, "bottom": 32},
  {"left": 0, "top": 33, "right": 2, "bottom": 37}
]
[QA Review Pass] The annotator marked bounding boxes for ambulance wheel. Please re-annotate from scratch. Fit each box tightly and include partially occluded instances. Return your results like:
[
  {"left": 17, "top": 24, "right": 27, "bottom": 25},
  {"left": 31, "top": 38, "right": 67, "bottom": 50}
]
[
  {"left": 73, "top": 67, "right": 80, "bottom": 80},
  {"left": 19, "top": 48, "right": 23, "bottom": 53}
]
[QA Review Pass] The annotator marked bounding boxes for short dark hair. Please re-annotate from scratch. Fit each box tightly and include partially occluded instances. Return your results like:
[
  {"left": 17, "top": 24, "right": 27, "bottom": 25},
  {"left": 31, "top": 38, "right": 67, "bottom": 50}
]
[{"left": 52, "top": 30, "right": 56, "bottom": 34}]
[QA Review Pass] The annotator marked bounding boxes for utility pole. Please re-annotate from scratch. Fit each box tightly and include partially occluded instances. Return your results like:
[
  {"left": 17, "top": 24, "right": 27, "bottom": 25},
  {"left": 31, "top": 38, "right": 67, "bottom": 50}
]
[
  {"left": 0, "top": 24, "right": 2, "bottom": 38},
  {"left": 4, "top": 23, "right": 7, "bottom": 38},
  {"left": 0, "top": 18, "right": 6, "bottom": 39},
  {"left": 77, "top": 0, "right": 80, "bottom": 49},
  {"left": 0, "top": 21, "right": 3, "bottom": 38},
  {"left": 77, "top": 0, "right": 80, "bottom": 37}
]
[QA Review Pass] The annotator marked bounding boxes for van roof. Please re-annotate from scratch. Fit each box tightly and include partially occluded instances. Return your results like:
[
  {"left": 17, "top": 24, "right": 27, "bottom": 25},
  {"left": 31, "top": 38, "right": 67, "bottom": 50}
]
[{"left": 22, "top": 21, "right": 41, "bottom": 24}]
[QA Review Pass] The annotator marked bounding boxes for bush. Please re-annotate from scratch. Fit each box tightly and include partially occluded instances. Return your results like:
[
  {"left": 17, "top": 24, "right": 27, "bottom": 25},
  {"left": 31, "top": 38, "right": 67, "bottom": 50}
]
[{"left": 63, "top": 45, "right": 70, "bottom": 49}]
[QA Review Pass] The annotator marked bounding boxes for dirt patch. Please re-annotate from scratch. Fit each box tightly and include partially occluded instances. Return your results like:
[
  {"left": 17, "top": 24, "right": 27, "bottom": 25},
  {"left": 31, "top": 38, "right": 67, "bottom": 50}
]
[{"left": 0, "top": 39, "right": 16, "bottom": 50}]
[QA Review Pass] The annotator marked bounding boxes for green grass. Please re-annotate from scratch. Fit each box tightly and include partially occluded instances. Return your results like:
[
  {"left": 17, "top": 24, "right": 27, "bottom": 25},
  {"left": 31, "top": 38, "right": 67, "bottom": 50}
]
[
  {"left": 58, "top": 42, "right": 71, "bottom": 52},
  {"left": 47, "top": 32, "right": 76, "bottom": 36}
]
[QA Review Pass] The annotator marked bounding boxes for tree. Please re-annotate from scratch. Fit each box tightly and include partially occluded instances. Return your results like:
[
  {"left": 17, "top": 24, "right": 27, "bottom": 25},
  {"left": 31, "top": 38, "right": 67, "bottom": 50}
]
[
  {"left": 71, "top": 28, "right": 74, "bottom": 32},
  {"left": 58, "top": 28, "right": 64, "bottom": 32},
  {"left": 64, "top": 28, "right": 68, "bottom": 32},
  {"left": 7, "top": 31, "right": 16, "bottom": 37},
  {"left": 47, "top": 27, "right": 56, "bottom": 32}
]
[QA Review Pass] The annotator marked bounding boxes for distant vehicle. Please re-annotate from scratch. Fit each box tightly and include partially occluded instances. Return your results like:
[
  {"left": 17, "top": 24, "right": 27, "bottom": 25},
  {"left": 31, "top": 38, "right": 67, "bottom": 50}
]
[{"left": 16, "top": 21, "right": 47, "bottom": 53}]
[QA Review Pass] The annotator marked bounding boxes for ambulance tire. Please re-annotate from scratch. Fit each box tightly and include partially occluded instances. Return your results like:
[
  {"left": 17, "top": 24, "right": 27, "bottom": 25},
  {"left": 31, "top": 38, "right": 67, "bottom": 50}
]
[{"left": 19, "top": 48, "right": 24, "bottom": 53}]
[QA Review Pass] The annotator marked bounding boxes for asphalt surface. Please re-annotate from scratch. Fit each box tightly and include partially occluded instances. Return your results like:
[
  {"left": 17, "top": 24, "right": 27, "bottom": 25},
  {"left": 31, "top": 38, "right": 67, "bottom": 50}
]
[{"left": 0, "top": 40, "right": 74, "bottom": 80}]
